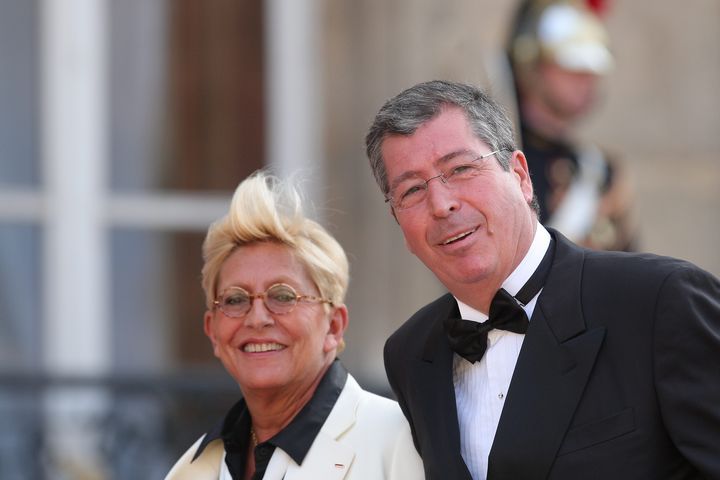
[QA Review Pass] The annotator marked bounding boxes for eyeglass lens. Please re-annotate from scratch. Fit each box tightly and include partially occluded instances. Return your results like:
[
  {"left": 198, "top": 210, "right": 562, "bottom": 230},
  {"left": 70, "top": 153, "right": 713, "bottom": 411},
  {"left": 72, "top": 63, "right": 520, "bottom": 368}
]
[
  {"left": 219, "top": 284, "right": 298, "bottom": 317},
  {"left": 390, "top": 150, "right": 500, "bottom": 210}
]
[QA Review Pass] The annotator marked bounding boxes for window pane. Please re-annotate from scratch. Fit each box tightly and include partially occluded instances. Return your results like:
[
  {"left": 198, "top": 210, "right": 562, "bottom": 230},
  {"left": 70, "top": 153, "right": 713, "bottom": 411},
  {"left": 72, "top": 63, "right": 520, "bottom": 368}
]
[
  {"left": 0, "top": 1, "right": 39, "bottom": 187},
  {"left": 109, "top": 0, "right": 264, "bottom": 193},
  {"left": 0, "top": 225, "right": 41, "bottom": 371},
  {"left": 111, "top": 228, "right": 214, "bottom": 372}
]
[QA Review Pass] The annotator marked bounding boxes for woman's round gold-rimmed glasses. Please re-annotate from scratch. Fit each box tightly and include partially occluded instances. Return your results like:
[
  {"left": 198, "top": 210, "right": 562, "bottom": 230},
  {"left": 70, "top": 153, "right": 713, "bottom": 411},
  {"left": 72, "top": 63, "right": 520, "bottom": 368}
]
[{"left": 213, "top": 283, "right": 333, "bottom": 317}]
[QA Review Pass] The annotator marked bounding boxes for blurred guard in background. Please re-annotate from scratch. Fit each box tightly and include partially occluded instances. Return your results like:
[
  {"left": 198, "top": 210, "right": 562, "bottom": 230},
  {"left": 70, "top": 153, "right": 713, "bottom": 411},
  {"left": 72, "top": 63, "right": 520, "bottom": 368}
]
[{"left": 501, "top": 0, "right": 636, "bottom": 251}]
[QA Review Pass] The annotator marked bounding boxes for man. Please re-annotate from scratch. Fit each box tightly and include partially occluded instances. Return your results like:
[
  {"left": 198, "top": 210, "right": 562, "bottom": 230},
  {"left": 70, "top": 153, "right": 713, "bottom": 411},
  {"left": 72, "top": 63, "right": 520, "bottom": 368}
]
[
  {"left": 497, "top": 0, "right": 635, "bottom": 250},
  {"left": 365, "top": 80, "right": 720, "bottom": 479}
]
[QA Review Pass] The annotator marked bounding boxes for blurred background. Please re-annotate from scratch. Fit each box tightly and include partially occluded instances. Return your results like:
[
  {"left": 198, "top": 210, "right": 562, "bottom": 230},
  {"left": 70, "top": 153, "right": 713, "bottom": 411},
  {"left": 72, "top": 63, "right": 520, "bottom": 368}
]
[{"left": 0, "top": 0, "right": 718, "bottom": 478}]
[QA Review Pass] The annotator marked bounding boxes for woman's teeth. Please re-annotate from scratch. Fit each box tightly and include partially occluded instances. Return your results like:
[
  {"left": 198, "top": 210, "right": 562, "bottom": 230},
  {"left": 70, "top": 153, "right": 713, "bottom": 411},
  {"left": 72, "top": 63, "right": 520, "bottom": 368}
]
[{"left": 243, "top": 342, "right": 285, "bottom": 353}]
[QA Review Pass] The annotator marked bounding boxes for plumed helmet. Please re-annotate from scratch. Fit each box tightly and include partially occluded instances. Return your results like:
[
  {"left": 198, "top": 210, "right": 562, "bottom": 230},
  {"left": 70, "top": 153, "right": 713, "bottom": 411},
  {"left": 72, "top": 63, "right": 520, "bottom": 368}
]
[{"left": 508, "top": 0, "right": 613, "bottom": 75}]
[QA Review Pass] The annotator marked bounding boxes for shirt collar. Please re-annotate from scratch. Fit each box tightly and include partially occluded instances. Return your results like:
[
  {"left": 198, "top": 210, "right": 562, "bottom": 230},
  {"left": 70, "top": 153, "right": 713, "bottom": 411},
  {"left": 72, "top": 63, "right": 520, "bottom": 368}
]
[
  {"left": 191, "top": 359, "right": 348, "bottom": 467},
  {"left": 191, "top": 395, "right": 250, "bottom": 462},
  {"left": 455, "top": 222, "right": 551, "bottom": 322},
  {"left": 270, "top": 359, "right": 347, "bottom": 464}
]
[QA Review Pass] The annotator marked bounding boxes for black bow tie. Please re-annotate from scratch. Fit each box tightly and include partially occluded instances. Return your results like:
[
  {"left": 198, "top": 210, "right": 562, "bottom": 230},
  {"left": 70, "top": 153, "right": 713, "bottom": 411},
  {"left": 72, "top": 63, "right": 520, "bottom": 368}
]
[{"left": 444, "top": 239, "right": 554, "bottom": 363}]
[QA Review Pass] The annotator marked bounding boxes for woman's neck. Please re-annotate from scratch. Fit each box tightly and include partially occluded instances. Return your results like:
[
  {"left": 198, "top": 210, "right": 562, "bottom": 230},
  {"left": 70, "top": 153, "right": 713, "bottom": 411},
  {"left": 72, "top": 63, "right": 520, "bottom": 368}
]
[{"left": 243, "top": 362, "right": 332, "bottom": 443}]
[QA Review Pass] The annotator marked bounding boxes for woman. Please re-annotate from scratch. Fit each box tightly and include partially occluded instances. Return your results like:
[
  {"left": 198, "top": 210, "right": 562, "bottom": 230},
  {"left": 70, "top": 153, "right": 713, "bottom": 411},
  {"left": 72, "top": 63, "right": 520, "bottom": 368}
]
[{"left": 165, "top": 171, "right": 423, "bottom": 480}]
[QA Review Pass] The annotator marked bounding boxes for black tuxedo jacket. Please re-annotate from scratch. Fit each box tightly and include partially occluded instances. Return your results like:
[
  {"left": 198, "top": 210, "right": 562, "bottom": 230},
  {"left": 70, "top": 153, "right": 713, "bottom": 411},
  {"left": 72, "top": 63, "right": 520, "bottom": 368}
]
[{"left": 384, "top": 230, "right": 720, "bottom": 479}]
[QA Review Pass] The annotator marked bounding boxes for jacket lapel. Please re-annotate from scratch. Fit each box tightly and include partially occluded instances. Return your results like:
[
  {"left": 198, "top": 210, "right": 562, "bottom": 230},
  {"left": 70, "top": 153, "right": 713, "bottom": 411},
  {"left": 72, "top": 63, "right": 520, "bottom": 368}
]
[
  {"left": 164, "top": 437, "right": 224, "bottom": 480},
  {"left": 281, "top": 376, "right": 361, "bottom": 480},
  {"left": 412, "top": 296, "right": 473, "bottom": 479},
  {"left": 488, "top": 231, "right": 606, "bottom": 479},
  {"left": 277, "top": 434, "right": 354, "bottom": 480}
]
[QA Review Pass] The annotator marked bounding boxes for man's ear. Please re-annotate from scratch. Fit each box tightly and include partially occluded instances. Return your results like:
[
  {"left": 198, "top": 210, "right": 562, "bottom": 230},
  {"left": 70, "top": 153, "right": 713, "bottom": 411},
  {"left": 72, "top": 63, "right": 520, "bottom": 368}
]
[
  {"left": 511, "top": 150, "right": 534, "bottom": 205},
  {"left": 324, "top": 304, "right": 349, "bottom": 354},
  {"left": 203, "top": 310, "right": 220, "bottom": 358}
]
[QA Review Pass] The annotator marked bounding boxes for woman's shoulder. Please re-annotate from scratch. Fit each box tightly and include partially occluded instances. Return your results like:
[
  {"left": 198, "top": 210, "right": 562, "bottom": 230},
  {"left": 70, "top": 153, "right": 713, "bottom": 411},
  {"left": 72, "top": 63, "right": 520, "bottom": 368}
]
[
  {"left": 340, "top": 375, "right": 410, "bottom": 431},
  {"left": 340, "top": 376, "right": 425, "bottom": 478},
  {"left": 164, "top": 435, "right": 224, "bottom": 480}
]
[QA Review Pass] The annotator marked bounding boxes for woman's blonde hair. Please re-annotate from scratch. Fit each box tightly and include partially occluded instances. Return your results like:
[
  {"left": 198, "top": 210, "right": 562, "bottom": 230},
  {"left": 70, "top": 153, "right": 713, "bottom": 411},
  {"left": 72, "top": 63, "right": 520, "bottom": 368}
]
[{"left": 201, "top": 170, "right": 349, "bottom": 311}]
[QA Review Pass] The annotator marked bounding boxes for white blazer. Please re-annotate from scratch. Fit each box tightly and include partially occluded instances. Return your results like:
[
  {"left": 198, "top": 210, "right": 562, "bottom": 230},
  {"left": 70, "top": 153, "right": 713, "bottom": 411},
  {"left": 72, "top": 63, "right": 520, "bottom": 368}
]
[{"left": 165, "top": 374, "right": 424, "bottom": 480}]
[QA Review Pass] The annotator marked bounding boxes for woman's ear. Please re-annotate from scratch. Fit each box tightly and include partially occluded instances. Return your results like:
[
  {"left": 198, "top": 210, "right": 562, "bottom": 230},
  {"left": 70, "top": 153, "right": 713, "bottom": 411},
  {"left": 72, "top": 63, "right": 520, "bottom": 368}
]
[
  {"left": 203, "top": 310, "right": 220, "bottom": 358},
  {"left": 324, "top": 304, "right": 349, "bottom": 354}
]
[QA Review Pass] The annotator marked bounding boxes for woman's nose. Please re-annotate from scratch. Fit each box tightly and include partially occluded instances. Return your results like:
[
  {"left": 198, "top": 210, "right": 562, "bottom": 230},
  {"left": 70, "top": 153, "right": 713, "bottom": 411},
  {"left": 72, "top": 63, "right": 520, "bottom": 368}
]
[{"left": 243, "top": 298, "right": 274, "bottom": 328}]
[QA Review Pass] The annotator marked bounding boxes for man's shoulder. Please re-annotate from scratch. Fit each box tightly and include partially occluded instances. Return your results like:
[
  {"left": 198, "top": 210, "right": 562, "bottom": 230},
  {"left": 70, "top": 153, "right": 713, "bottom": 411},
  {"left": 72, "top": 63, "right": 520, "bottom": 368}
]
[
  {"left": 584, "top": 247, "right": 705, "bottom": 277},
  {"left": 577, "top": 247, "right": 719, "bottom": 301},
  {"left": 386, "top": 293, "right": 455, "bottom": 346},
  {"left": 551, "top": 230, "right": 718, "bottom": 297},
  {"left": 554, "top": 228, "right": 703, "bottom": 277}
]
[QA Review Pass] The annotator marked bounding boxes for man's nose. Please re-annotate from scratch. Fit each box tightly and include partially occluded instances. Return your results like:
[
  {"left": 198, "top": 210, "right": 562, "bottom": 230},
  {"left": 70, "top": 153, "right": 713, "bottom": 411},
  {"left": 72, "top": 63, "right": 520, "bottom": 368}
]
[{"left": 426, "top": 175, "right": 459, "bottom": 217}]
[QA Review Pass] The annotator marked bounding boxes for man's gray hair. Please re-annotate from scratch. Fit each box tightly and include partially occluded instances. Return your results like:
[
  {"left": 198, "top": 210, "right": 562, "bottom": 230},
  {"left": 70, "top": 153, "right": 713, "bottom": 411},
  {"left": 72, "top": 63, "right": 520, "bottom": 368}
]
[{"left": 365, "top": 80, "right": 518, "bottom": 196}]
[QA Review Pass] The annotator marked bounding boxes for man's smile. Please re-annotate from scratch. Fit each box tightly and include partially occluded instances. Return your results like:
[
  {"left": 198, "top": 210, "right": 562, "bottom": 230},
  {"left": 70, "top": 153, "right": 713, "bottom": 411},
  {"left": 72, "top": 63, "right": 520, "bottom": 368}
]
[{"left": 440, "top": 227, "right": 478, "bottom": 246}]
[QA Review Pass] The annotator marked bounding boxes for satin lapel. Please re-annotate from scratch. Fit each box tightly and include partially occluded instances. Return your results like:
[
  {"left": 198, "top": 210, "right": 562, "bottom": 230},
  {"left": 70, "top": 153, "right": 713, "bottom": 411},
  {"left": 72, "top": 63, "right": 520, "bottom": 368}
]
[
  {"left": 413, "top": 296, "right": 473, "bottom": 479},
  {"left": 488, "top": 231, "right": 606, "bottom": 479}
]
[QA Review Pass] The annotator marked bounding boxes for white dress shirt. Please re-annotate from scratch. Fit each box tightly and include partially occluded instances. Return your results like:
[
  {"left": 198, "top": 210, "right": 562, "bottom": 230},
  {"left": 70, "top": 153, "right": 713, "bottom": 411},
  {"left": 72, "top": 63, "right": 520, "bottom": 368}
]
[{"left": 453, "top": 223, "right": 551, "bottom": 480}]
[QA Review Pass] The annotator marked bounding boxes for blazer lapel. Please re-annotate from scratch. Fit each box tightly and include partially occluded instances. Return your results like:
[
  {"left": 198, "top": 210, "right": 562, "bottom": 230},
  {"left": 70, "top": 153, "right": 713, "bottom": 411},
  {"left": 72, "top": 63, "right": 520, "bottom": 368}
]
[
  {"left": 488, "top": 231, "right": 606, "bottom": 479},
  {"left": 412, "top": 297, "right": 473, "bottom": 479},
  {"left": 280, "top": 434, "right": 354, "bottom": 480},
  {"left": 164, "top": 437, "right": 224, "bottom": 480},
  {"left": 282, "top": 376, "right": 361, "bottom": 480}
]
